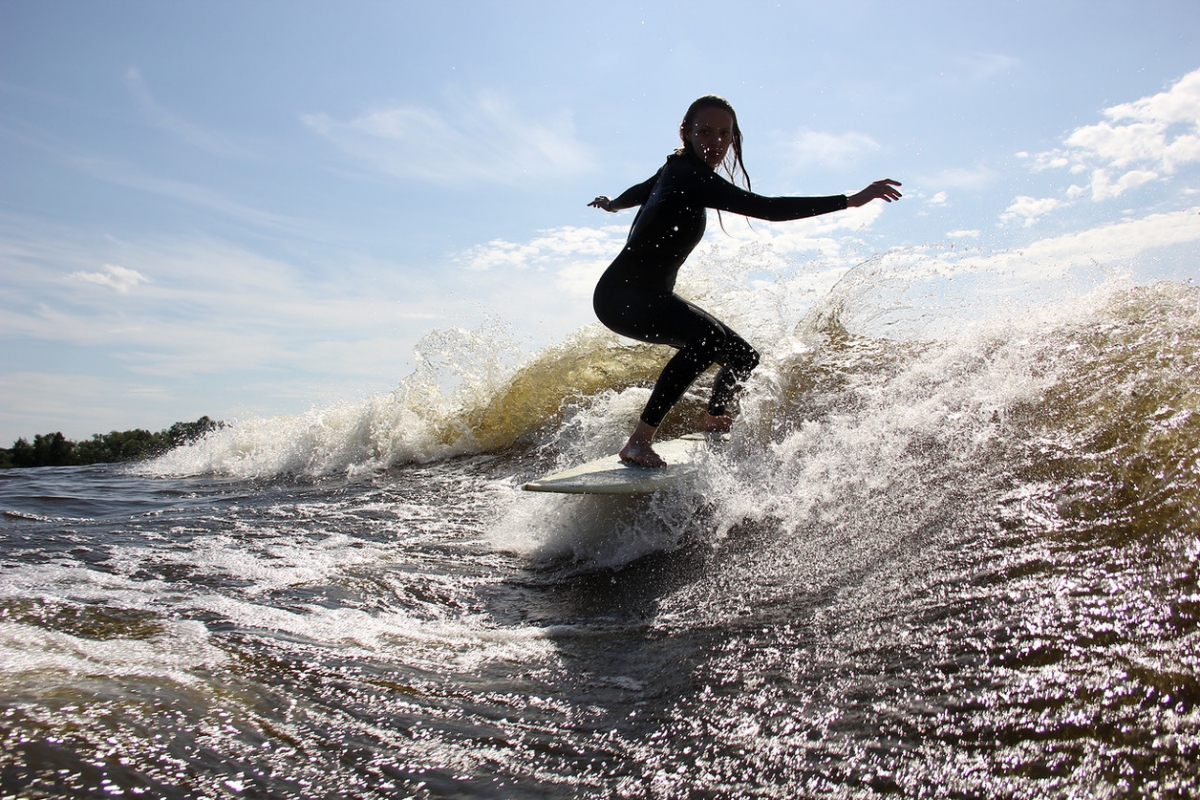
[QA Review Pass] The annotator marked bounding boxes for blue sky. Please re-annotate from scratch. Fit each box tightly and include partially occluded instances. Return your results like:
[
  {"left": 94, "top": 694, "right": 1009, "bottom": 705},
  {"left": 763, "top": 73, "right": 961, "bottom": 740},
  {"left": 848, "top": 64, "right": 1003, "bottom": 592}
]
[{"left": 2, "top": 0, "right": 1198, "bottom": 443}]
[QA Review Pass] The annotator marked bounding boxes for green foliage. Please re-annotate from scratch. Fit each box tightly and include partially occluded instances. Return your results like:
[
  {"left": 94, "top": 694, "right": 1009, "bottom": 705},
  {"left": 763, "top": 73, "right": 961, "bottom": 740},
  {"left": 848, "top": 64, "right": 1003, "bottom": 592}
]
[{"left": 0, "top": 416, "right": 222, "bottom": 469}]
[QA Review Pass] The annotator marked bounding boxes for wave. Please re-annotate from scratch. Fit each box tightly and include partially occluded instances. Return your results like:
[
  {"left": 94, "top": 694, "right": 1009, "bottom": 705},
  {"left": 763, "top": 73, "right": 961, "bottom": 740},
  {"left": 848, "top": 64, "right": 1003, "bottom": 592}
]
[
  {"left": 1006, "top": 282, "right": 1200, "bottom": 545},
  {"left": 143, "top": 318, "right": 668, "bottom": 478},
  {"left": 143, "top": 250, "right": 1200, "bottom": 567}
]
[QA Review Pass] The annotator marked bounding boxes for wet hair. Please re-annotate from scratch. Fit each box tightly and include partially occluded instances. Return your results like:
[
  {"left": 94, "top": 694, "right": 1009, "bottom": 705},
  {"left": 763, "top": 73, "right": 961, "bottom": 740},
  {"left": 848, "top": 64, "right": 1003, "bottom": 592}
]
[{"left": 678, "top": 94, "right": 751, "bottom": 191}]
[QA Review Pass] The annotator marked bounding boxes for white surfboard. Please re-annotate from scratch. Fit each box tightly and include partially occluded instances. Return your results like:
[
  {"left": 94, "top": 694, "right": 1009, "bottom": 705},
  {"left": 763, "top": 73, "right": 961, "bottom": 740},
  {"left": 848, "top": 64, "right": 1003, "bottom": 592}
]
[{"left": 523, "top": 433, "right": 719, "bottom": 495}]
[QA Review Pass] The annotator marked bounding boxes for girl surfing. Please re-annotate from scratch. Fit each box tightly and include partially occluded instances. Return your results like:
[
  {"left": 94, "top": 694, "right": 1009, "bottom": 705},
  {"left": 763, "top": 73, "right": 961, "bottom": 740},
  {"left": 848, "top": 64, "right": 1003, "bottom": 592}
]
[{"left": 589, "top": 94, "right": 902, "bottom": 467}]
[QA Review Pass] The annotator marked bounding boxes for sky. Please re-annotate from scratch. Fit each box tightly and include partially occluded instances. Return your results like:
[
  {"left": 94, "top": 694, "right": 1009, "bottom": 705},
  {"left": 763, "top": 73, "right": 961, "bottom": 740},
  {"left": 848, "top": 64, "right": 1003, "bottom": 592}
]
[{"left": 2, "top": 0, "right": 1199, "bottom": 444}]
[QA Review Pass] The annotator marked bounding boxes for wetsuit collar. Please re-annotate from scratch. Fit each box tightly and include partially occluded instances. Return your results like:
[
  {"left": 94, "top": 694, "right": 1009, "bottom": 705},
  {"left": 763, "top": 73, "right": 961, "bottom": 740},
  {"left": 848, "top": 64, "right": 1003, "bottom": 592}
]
[{"left": 675, "top": 147, "right": 714, "bottom": 171}]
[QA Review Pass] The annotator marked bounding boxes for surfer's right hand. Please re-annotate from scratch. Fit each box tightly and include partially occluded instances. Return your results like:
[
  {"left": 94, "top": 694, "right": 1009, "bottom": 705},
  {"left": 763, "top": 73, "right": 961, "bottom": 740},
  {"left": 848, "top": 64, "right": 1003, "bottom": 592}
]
[{"left": 588, "top": 196, "right": 617, "bottom": 212}]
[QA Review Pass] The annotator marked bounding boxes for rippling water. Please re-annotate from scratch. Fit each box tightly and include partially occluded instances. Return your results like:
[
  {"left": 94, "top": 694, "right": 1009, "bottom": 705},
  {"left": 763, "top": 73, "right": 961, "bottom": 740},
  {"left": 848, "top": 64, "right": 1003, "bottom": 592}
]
[{"left": 2, "top": 278, "right": 1197, "bottom": 798}]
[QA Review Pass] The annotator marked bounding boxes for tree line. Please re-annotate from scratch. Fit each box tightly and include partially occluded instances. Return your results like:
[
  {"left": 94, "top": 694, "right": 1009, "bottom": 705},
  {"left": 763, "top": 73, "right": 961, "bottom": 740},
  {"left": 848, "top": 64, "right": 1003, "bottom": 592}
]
[{"left": 1, "top": 416, "right": 222, "bottom": 469}]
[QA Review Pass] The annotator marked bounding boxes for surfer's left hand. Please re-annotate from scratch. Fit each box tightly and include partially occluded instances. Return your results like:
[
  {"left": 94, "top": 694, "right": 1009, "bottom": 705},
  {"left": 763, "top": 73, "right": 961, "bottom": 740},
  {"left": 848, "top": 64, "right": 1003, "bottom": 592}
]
[{"left": 848, "top": 179, "right": 903, "bottom": 207}]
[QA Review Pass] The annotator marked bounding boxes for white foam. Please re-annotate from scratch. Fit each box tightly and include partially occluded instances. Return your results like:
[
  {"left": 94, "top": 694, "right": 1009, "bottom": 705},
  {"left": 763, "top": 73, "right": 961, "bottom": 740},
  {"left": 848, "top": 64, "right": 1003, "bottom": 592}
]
[
  {"left": 491, "top": 489, "right": 690, "bottom": 570},
  {"left": 1, "top": 549, "right": 560, "bottom": 679},
  {"left": 0, "top": 618, "right": 225, "bottom": 687}
]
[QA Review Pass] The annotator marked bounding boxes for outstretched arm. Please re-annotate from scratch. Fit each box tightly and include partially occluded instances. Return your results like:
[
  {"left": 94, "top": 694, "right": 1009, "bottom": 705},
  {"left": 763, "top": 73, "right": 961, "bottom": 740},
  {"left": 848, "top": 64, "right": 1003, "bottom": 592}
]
[
  {"left": 847, "top": 179, "right": 903, "bottom": 208},
  {"left": 588, "top": 170, "right": 662, "bottom": 212},
  {"left": 674, "top": 158, "right": 893, "bottom": 221}
]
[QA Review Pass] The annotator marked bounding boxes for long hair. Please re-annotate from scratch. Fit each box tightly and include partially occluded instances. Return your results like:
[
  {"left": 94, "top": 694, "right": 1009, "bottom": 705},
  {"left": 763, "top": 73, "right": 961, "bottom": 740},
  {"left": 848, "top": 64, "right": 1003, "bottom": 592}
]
[{"left": 677, "top": 94, "right": 751, "bottom": 191}]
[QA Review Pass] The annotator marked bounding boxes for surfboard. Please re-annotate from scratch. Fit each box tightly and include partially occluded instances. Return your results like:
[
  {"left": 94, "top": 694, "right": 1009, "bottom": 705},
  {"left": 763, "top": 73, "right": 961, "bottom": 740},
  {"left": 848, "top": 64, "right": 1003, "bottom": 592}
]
[{"left": 523, "top": 433, "right": 719, "bottom": 495}]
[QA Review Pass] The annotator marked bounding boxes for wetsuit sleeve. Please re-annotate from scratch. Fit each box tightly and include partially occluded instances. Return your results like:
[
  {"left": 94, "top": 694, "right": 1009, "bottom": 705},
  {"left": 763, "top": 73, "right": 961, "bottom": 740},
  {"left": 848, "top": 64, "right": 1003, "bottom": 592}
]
[
  {"left": 608, "top": 170, "right": 662, "bottom": 210},
  {"left": 701, "top": 174, "right": 848, "bottom": 221},
  {"left": 656, "top": 155, "right": 848, "bottom": 221}
]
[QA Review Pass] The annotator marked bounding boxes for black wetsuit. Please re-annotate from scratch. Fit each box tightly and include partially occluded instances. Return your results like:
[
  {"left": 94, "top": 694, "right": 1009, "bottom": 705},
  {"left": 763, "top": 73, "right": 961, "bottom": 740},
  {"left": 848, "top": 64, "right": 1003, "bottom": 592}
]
[{"left": 593, "top": 149, "right": 848, "bottom": 427}]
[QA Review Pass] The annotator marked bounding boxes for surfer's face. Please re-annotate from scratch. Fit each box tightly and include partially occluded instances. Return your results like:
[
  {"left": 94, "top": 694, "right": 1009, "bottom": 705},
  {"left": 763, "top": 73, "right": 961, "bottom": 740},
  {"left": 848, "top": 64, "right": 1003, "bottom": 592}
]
[{"left": 684, "top": 106, "right": 735, "bottom": 169}]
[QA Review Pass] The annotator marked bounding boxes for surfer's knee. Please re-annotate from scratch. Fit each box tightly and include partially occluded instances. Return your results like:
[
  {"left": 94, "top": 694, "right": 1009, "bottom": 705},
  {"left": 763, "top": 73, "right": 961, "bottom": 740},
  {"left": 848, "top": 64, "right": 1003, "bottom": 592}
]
[
  {"left": 744, "top": 344, "right": 760, "bottom": 373},
  {"left": 726, "top": 339, "right": 759, "bottom": 378}
]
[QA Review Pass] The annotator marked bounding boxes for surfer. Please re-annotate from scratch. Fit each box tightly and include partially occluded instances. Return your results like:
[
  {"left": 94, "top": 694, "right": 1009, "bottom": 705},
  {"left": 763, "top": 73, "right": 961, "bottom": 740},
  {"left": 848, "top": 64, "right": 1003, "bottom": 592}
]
[{"left": 589, "top": 94, "right": 902, "bottom": 468}]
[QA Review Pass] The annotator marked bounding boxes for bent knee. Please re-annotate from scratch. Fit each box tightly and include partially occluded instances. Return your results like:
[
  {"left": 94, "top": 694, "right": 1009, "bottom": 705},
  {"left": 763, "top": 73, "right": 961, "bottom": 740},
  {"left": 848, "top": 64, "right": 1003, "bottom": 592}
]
[{"left": 730, "top": 341, "right": 759, "bottom": 376}]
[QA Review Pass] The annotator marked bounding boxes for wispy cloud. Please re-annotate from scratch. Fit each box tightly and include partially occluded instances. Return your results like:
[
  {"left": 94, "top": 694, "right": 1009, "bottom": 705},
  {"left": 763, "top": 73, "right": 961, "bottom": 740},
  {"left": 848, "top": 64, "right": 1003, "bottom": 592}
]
[
  {"left": 935, "top": 166, "right": 1000, "bottom": 191},
  {"left": 0, "top": 212, "right": 604, "bottom": 438},
  {"left": 302, "top": 91, "right": 596, "bottom": 186},
  {"left": 1, "top": 108, "right": 298, "bottom": 235},
  {"left": 0, "top": 217, "right": 438, "bottom": 381},
  {"left": 784, "top": 129, "right": 881, "bottom": 170},
  {"left": 68, "top": 264, "right": 149, "bottom": 293},
  {"left": 66, "top": 153, "right": 303, "bottom": 233},
  {"left": 901, "top": 209, "right": 1200, "bottom": 281},
  {"left": 123, "top": 67, "right": 256, "bottom": 158},
  {"left": 945, "top": 52, "right": 1021, "bottom": 85}
]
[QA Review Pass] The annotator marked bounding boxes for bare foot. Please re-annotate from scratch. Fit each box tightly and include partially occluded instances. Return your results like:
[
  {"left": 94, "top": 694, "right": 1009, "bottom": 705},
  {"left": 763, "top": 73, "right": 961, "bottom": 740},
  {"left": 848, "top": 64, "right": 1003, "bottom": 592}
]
[
  {"left": 619, "top": 439, "right": 666, "bottom": 468},
  {"left": 699, "top": 413, "right": 733, "bottom": 433},
  {"left": 618, "top": 421, "right": 665, "bottom": 467}
]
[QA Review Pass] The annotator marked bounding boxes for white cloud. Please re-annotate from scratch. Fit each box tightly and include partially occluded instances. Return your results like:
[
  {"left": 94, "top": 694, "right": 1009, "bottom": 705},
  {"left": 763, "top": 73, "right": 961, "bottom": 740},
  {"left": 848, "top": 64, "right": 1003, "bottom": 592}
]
[
  {"left": 457, "top": 224, "right": 627, "bottom": 297},
  {"left": 1030, "top": 68, "right": 1200, "bottom": 201},
  {"left": 784, "top": 129, "right": 881, "bottom": 170},
  {"left": 1105, "top": 69, "right": 1200, "bottom": 128},
  {"left": 462, "top": 225, "right": 625, "bottom": 271},
  {"left": 303, "top": 91, "right": 595, "bottom": 186},
  {"left": 1000, "top": 196, "right": 1062, "bottom": 227},
  {"left": 1083, "top": 168, "right": 1160, "bottom": 202},
  {"left": 68, "top": 264, "right": 149, "bottom": 293}
]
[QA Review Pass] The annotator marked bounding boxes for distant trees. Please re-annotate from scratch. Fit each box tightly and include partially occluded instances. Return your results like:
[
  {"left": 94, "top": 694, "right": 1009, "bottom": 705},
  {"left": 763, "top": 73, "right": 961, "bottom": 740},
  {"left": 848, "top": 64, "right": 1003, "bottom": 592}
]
[{"left": 0, "top": 416, "right": 222, "bottom": 469}]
